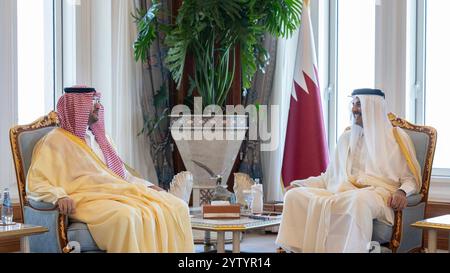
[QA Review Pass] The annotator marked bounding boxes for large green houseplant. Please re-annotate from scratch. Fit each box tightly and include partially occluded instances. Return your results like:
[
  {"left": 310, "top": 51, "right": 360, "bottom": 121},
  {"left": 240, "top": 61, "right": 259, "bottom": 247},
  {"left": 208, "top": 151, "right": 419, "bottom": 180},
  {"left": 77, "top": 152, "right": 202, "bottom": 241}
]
[{"left": 134, "top": 0, "right": 303, "bottom": 107}]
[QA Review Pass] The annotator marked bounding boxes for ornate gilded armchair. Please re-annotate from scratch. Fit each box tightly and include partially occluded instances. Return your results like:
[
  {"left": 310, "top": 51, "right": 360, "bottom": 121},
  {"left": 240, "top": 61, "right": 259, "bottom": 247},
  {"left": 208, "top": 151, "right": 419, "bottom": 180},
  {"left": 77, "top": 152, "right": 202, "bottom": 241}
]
[
  {"left": 371, "top": 113, "right": 437, "bottom": 253},
  {"left": 10, "top": 111, "right": 103, "bottom": 252}
]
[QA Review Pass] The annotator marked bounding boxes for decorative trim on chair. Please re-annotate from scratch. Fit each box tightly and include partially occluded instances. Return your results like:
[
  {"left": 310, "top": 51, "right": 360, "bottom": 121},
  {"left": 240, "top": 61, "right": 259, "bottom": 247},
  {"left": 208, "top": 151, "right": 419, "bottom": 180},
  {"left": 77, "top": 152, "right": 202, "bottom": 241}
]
[
  {"left": 389, "top": 210, "right": 403, "bottom": 253},
  {"left": 387, "top": 113, "right": 438, "bottom": 253},
  {"left": 59, "top": 214, "right": 72, "bottom": 253}
]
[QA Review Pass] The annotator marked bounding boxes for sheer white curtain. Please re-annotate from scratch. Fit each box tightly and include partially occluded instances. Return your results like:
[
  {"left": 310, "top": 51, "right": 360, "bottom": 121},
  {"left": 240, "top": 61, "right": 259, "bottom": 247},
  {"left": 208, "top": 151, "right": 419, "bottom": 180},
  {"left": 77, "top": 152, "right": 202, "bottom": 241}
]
[
  {"left": 261, "top": 30, "right": 300, "bottom": 202},
  {"left": 0, "top": 0, "right": 18, "bottom": 200},
  {"left": 108, "top": 0, "right": 159, "bottom": 184}
]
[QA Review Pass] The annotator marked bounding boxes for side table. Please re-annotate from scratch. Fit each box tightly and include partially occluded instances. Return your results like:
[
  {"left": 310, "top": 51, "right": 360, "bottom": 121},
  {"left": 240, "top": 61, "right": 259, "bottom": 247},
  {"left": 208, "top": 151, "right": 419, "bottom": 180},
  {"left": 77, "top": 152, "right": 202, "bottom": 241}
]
[
  {"left": 0, "top": 223, "right": 48, "bottom": 253},
  {"left": 411, "top": 214, "right": 450, "bottom": 253}
]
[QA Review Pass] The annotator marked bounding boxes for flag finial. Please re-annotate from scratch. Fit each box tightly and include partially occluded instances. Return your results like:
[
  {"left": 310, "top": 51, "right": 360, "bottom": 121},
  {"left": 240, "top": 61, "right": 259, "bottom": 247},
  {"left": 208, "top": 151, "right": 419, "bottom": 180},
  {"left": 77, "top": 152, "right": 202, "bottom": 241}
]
[{"left": 304, "top": 0, "right": 310, "bottom": 8}]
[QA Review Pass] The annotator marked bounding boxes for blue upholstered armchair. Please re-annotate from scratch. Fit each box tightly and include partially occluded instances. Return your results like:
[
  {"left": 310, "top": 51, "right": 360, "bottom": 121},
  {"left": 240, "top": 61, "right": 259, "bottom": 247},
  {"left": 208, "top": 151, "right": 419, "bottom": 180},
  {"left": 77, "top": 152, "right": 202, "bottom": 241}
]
[
  {"left": 371, "top": 113, "right": 437, "bottom": 253},
  {"left": 10, "top": 111, "right": 103, "bottom": 253}
]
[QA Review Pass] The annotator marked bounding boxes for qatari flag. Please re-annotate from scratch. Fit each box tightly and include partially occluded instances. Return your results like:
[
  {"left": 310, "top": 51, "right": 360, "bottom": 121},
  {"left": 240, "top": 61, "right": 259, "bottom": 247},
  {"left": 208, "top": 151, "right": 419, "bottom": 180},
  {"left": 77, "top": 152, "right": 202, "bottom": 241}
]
[{"left": 281, "top": 1, "right": 329, "bottom": 188}]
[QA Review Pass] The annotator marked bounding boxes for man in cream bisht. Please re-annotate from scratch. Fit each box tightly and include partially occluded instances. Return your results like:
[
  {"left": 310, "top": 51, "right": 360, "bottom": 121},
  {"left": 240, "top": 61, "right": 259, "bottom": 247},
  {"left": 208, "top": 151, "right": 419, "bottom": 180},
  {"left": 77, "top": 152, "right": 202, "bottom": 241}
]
[
  {"left": 276, "top": 88, "right": 421, "bottom": 253},
  {"left": 26, "top": 87, "right": 194, "bottom": 253}
]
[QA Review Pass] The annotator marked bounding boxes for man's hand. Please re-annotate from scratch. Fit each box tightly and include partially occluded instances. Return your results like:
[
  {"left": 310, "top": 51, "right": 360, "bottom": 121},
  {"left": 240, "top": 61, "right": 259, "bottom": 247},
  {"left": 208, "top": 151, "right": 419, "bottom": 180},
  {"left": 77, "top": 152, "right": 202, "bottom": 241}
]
[
  {"left": 57, "top": 197, "right": 76, "bottom": 215},
  {"left": 388, "top": 190, "right": 407, "bottom": 211}
]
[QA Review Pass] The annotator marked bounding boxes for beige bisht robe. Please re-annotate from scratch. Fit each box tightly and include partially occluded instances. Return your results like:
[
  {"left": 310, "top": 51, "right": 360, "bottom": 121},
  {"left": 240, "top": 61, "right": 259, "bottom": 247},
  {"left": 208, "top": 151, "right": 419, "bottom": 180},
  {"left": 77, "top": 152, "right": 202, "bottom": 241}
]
[
  {"left": 276, "top": 127, "right": 421, "bottom": 253},
  {"left": 27, "top": 128, "right": 194, "bottom": 253}
]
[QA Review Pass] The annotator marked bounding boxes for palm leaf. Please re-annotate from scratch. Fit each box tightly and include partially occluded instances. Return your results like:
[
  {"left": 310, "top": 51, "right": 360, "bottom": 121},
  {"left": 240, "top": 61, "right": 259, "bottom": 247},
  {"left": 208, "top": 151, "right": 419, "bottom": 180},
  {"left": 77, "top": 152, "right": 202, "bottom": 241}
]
[
  {"left": 133, "top": 0, "right": 303, "bottom": 106},
  {"left": 133, "top": 3, "right": 161, "bottom": 62}
]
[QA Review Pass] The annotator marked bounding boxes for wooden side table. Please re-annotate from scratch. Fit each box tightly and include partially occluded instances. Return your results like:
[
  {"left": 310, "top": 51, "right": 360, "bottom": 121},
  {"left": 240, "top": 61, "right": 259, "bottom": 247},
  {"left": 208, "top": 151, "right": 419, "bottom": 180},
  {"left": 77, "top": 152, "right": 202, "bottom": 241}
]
[
  {"left": 0, "top": 223, "right": 48, "bottom": 253},
  {"left": 411, "top": 214, "right": 450, "bottom": 253}
]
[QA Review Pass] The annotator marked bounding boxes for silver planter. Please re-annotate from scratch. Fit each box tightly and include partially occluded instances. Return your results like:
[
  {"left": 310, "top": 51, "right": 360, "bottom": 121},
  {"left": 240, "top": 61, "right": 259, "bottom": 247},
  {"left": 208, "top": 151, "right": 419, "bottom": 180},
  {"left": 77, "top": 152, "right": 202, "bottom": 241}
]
[{"left": 170, "top": 114, "right": 247, "bottom": 206}]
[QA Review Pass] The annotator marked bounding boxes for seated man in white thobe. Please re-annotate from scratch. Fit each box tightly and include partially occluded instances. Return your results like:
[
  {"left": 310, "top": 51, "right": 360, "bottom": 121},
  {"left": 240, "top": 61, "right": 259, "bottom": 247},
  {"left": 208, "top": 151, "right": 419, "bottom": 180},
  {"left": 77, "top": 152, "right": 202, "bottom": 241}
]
[{"left": 276, "top": 88, "right": 421, "bottom": 253}]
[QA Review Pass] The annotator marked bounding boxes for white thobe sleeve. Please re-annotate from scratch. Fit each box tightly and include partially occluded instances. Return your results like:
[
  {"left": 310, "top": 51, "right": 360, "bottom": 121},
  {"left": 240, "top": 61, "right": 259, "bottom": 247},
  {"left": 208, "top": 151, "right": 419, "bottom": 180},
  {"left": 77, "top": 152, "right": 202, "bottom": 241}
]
[
  {"left": 399, "top": 176, "right": 418, "bottom": 197},
  {"left": 398, "top": 162, "right": 418, "bottom": 197},
  {"left": 290, "top": 174, "right": 326, "bottom": 189}
]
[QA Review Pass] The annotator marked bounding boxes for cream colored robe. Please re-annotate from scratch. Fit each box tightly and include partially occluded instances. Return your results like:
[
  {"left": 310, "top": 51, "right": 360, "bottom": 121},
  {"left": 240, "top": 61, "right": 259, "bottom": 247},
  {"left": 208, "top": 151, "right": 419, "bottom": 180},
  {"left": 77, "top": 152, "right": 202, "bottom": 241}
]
[
  {"left": 26, "top": 128, "right": 194, "bottom": 253},
  {"left": 276, "top": 127, "right": 421, "bottom": 253}
]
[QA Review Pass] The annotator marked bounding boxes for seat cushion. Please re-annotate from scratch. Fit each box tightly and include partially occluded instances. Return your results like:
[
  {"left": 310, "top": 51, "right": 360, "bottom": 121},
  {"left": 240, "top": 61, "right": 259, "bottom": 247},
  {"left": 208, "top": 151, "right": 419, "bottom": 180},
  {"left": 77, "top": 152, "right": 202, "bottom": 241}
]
[
  {"left": 67, "top": 222, "right": 103, "bottom": 252},
  {"left": 372, "top": 220, "right": 393, "bottom": 244}
]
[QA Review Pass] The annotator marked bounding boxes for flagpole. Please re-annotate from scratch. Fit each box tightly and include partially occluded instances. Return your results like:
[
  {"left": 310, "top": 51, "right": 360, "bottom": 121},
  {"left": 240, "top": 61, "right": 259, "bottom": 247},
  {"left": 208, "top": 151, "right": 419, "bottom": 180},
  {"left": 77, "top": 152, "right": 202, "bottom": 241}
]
[{"left": 304, "top": 0, "right": 310, "bottom": 8}]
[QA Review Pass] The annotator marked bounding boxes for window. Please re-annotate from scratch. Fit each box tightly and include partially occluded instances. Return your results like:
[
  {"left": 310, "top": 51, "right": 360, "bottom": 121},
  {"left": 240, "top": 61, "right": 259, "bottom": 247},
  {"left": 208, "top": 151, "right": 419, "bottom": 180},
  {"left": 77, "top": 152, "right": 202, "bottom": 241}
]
[
  {"left": 17, "top": 0, "right": 55, "bottom": 124},
  {"left": 418, "top": 0, "right": 450, "bottom": 174},
  {"left": 335, "top": 0, "right": 376, "bottom": 138},
  {"left": 325, "top": 0, "right": 377, "bottom": 146}
]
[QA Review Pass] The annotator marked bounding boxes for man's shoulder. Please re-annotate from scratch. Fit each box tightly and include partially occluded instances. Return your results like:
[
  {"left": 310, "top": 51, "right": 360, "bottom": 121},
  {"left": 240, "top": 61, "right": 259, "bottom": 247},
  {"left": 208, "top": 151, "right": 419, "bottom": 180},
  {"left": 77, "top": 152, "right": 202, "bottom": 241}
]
[
  {"left": 38, "top": 128, "right": 71, "bottom": 145},
  {"left": 44, "top": 127, "right": 64, "bottom": 138},
  {"left": 338, "top": 129, "right": 352, "bottom": 140}
]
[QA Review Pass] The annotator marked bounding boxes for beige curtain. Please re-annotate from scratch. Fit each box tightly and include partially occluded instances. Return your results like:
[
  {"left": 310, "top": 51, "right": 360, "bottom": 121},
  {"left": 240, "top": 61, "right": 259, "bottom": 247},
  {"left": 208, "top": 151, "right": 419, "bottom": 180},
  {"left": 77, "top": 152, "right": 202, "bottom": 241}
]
[
  {"left": 261, "top": 30, "right": 300, "bottom": 202},
  {"left": 136, "top": 0, "right": 174, "bottom": 189},
  {"left": 239, "top": 33, "right": 277, "bottom": 183},
  {"left": 108, "top": 0, "right": 159, "bottom": 184}
]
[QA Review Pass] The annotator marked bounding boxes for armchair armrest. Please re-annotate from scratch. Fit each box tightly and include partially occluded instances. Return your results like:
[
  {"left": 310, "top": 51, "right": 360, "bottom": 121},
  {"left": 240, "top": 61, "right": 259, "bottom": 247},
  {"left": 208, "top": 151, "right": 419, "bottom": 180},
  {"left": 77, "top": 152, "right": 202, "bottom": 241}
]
[
  {"left": 23, "top": 205, "right": 62, "bottom": 252},
  {"left": 407, "top": 194, "right": 423, "bottom": 207},
  {"left": 24, "top": 200, "right": 71, "bottom": 253},
  {"left": 28, "top": 199, "right": 57, "bottom": 210}
]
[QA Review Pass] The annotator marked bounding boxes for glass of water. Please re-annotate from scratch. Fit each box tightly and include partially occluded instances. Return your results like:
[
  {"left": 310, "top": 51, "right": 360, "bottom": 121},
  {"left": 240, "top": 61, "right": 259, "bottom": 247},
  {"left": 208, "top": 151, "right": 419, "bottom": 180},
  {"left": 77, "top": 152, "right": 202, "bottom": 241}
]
[
  {"left": 1, "top": 188, "right": 14, "bottom": 225},
  {"left": 242, "top": 189, "right": 253, "bottom": 215}
]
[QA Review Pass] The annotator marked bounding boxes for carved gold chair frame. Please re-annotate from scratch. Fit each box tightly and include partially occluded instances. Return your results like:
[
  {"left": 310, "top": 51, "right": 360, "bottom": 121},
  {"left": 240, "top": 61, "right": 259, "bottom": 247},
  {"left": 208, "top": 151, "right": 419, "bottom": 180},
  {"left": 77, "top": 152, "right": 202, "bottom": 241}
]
[{"left": 387, "top": 113, "right": 437, "bottom": 253}]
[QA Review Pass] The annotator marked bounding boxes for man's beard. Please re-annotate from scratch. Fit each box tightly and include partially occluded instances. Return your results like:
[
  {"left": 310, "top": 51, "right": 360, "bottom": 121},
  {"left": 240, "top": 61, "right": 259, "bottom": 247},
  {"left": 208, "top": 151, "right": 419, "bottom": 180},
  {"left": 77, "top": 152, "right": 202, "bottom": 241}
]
[{"left": 88, "top": 115, "right": 99, "bottom": 126}]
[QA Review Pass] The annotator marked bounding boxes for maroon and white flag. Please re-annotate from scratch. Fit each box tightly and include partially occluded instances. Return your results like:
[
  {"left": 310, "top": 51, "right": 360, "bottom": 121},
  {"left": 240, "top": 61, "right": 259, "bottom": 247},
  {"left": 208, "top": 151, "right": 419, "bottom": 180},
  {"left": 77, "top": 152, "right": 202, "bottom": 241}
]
[{"left": 281, "top": 3, "right": 329, "bottom": 188}]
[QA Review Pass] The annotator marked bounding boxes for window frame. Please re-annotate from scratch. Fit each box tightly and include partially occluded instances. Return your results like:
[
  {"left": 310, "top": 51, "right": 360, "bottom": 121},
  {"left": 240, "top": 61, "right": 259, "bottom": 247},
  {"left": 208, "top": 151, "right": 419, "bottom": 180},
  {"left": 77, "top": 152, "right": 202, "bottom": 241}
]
[
  {"left": 324, "top": 0, "right": 378, "bottom": 151},
  {"left": 414, "top": 0, "right": 450, "bottom": 178},
  {"left": 16, "top": 0, "right": 62, "bottom": 121}
]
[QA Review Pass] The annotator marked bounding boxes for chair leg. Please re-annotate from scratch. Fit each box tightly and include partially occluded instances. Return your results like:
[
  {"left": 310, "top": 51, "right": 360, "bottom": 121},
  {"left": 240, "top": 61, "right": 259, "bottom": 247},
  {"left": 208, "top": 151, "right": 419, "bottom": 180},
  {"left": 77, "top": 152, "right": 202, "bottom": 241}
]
[
  {"left": 276, "top": 247, "right": 286, "bottom": 253},
  {"left": 408, "top": 247, "right": 425, "bottom": 253}
]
